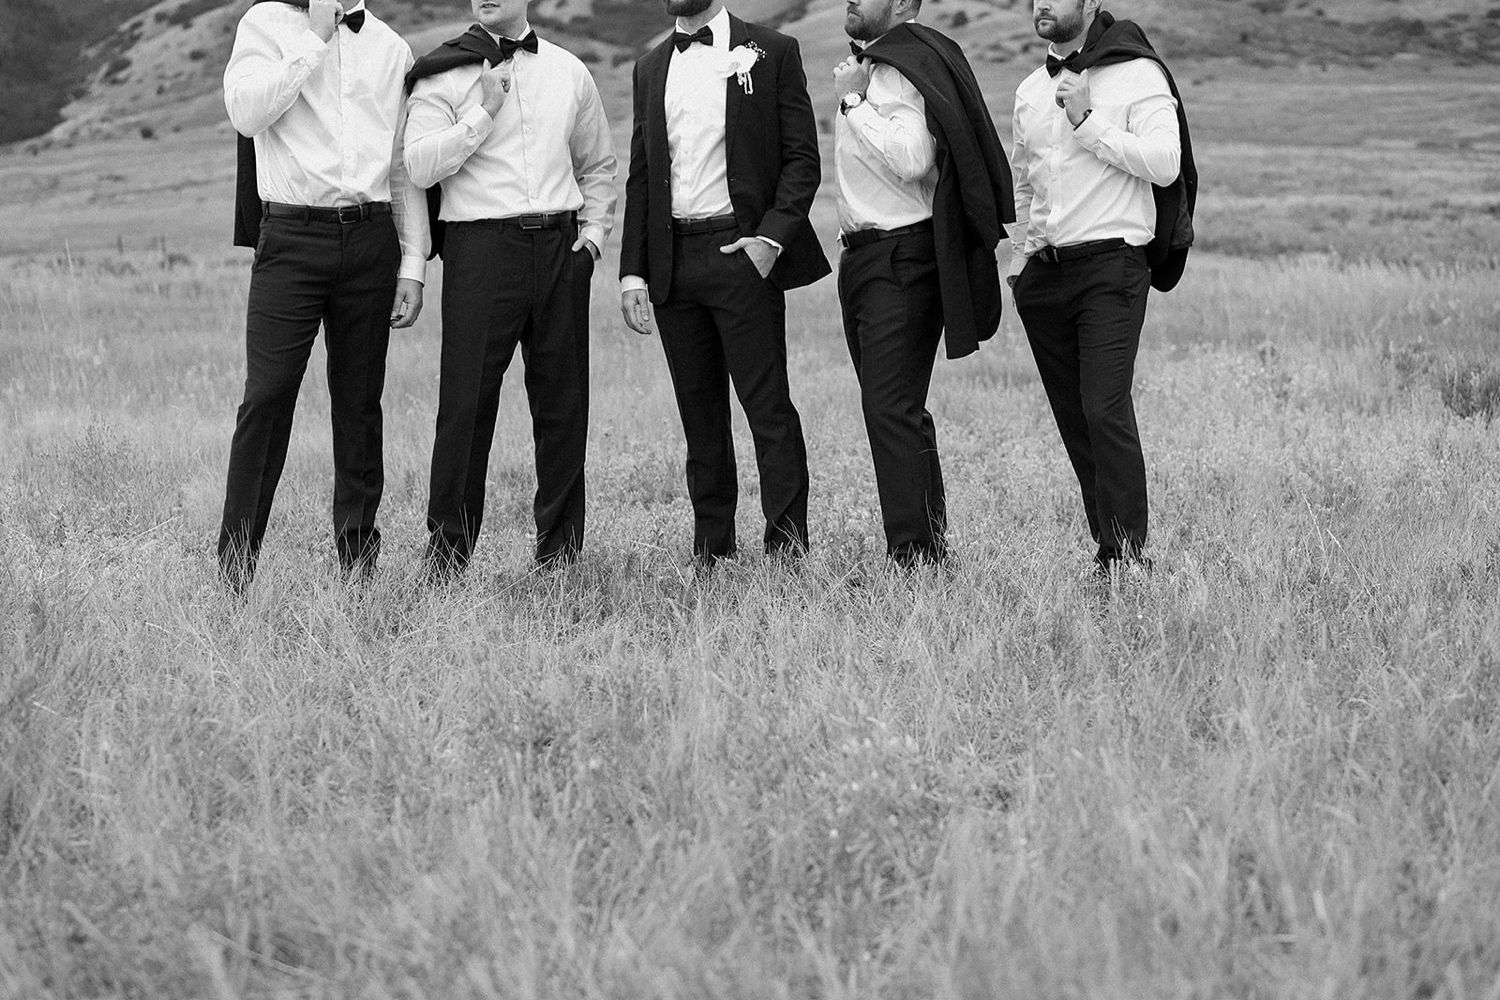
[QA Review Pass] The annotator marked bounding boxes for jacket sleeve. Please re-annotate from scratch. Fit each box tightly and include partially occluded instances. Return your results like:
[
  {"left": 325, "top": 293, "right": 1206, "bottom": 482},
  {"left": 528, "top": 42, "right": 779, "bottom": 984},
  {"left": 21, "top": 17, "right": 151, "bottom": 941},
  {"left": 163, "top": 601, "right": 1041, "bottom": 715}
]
[
  {"left": 619, "top": 58, "right": 651, "bottom": 284},
  {"left": 753, "top": 36, "right": 820, "bottom": 249}
]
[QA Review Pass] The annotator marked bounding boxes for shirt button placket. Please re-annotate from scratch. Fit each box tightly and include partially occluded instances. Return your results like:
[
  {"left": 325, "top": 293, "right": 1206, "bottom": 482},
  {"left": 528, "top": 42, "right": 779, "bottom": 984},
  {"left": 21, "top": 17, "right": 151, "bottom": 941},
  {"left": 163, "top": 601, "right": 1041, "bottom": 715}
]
[{"left": 339, "top": 30, "right": 353, "bottom": 206}]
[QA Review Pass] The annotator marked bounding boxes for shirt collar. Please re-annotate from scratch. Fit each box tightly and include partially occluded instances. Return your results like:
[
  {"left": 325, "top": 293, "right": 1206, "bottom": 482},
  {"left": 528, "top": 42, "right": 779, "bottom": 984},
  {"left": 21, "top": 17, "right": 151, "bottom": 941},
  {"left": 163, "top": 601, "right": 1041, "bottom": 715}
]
[
  {"left": 483, "top": 21, "right": 533, "bottom": 45},
  {"left": 675, "top": 7, "right": 730, "bottom": 50}
]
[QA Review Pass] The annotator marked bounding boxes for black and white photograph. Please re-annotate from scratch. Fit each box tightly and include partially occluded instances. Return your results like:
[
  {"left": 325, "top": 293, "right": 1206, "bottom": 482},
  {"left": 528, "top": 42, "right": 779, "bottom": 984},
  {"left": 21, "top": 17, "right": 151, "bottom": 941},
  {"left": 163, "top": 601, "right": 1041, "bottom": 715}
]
[{"left": 1, "top": 0, "right": 1497, "bottom": 993}]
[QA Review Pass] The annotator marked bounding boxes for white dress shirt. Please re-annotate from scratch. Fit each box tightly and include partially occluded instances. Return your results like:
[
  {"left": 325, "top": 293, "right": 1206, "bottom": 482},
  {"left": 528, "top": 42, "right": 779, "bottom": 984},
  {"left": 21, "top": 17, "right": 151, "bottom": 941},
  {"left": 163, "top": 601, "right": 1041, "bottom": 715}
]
[
  {"left": 664, "top": 6, "right": 735, "bottom": 220},
  {"left": 835, "top": 59, "right": 937, "bottom": 235},
  {"left": 403, "top": 26, "right": 618, "bottom": 254},
  {"left": 1008, "top": 46, "right": 1180, "bottom": 278},
  {"left": 224, "top": 0, "right": 429, "bottom": 282}
]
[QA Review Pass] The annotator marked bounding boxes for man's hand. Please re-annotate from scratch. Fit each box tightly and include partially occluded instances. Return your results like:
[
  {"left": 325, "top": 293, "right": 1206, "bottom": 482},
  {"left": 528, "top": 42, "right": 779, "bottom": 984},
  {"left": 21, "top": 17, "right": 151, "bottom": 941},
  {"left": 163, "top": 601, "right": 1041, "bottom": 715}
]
[
  {"left": 478, "top": 60, "right": 513, "bottom": 117},
  {"left": 832, "top": 56, "right": 871, "bottom": 102},
  {"left": 572, "top": 235, "right": 600, "bottom": 261},
  {"left": 309, "top": 0, "right": 340, "bottom": 41},
  {"left": 719, "top": 237, "right": 778, "bottom": 279},
  {"left": 1054, "top": 70, "right": 1091, "bottom": 127},
  {"left": 621, "top": 289, "right": 654, "bottom": 335},
  {"left": 391, "top": 278, "right": 423, "bottom": 328}
]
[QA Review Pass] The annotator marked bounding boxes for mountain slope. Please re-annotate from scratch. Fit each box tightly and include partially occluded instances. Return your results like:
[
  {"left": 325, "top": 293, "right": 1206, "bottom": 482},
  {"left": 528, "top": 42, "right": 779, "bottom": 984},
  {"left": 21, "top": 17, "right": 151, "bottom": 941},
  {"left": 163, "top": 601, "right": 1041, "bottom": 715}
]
[{"left": 8, "top": 0, "right": 1498, "bottom": 146}]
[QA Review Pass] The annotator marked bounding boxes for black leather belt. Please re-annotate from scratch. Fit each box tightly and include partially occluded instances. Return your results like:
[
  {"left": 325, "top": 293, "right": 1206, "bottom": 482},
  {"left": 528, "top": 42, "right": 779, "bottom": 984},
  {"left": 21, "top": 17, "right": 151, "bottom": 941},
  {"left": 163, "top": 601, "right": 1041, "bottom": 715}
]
[
  {"left": 672, "top": 214, "right": 738, "bottom": 235},
  {"left": 1032, "top": 238, "right": 1127, "bottom": 264},
  {"left": 480, "top": 211, "right": 576, "bottom": 230},
  {"left": 839, "top": 219, "right": 933, "bottom": 250},
  {"left": 262, "top": 201, "right": 390, "bottom": 223}
]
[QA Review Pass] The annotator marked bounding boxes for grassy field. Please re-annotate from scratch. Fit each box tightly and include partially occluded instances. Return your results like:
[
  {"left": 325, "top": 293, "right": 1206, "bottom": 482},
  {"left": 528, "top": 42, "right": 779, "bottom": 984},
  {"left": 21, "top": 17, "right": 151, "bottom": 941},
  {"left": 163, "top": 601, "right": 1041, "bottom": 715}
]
[{"left": 3, "top": 46, "right": 1500, "bottom": 1000}]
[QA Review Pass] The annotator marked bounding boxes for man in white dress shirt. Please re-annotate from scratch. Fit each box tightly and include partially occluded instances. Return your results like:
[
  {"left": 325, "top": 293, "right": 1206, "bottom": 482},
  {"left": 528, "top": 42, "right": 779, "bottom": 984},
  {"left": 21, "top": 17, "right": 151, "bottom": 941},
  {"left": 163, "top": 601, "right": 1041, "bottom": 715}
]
[
  {"left": 832, "top": 0, "right": 1011, "bottom": 568},
  {"left": 220, "top": 0, "right": 429, "bottom": 591},
  {"left": 1009, "top": 0, "right": 1182, "bottom": 576},
  {"left": 404, "top": 0, "right": 617, "bottom": 573}
]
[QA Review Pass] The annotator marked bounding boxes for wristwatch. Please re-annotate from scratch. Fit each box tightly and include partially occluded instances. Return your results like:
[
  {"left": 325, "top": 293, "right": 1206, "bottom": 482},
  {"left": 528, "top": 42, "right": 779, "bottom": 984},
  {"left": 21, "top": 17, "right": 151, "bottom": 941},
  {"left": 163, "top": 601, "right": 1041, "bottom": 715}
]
[{"left": 839, "top": 91, "right": 865, "bottom": 115}]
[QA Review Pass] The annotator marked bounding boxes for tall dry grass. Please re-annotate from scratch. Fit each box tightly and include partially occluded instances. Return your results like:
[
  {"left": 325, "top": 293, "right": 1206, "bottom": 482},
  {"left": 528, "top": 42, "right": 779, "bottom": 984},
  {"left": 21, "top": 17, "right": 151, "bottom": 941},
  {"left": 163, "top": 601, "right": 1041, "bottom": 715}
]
[{"left": 2, "top": 239, "right": 1499, "bottom": 998}]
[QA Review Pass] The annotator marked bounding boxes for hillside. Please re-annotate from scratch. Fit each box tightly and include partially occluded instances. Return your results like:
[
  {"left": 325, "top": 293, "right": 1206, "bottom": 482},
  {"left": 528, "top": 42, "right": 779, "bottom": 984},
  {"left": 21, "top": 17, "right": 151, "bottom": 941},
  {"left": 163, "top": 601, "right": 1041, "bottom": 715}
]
[{"left": 6, "top": 0, "right": 1498, "bottom": 147}]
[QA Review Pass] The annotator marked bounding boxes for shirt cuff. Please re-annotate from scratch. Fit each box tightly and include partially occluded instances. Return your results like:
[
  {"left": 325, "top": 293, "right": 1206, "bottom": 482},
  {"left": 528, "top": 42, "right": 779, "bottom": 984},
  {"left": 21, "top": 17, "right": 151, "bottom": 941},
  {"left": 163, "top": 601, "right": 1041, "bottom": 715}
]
[
  {"left": 398, "top": 254, "right": 427, "bottom": 284},
  {"left": 287, "top": 27, "right": 330, "bottom": 61},
  {"left": 754, "top": 235, "right": 782, "bottom": 253},
  {"left": 459, "top": 104, "right": 493, "bottom": 136},
  {"left": 579, "top": 223, "right": 606, "bottom": 257},
  {"left": 1072, "top": 109, "right": 1108, "bottom": 148},
  {"left": 620, "top": 275, "right": 648, "bottom": 293},
  {"left": 846, "top": 102, "right": 877, "bottom": 129}
]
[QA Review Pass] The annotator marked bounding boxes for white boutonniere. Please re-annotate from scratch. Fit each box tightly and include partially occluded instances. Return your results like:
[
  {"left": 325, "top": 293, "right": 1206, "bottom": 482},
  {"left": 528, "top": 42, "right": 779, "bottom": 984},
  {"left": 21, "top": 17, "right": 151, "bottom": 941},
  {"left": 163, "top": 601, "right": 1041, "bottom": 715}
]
[{"left": 723, "top": 41, "right": 765, "bottom": 94}]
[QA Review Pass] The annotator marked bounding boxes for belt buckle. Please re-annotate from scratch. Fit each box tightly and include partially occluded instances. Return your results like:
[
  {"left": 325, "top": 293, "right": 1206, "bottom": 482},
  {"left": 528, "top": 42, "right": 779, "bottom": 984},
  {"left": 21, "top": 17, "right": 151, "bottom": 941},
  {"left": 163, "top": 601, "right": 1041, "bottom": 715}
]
[
  {"left": 519, "top": 214, "right": 547, "bottom": 230},
  {"left": 1037, "top": 246, "right": 1059, "bottom": 264},
  {"left": 336, "top": 204, "right": 364, "bottom": 224}
]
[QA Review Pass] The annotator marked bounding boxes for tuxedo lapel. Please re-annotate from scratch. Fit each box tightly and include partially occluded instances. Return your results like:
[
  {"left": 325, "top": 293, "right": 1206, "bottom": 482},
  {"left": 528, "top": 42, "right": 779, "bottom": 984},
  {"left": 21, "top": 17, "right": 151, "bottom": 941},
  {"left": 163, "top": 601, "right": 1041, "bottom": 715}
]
[
  {"left": 648, "top": 42, "right": 673, "bottom": 174},
  {"left": 723, "top": 14, "right": 746, "bottom": 167}
]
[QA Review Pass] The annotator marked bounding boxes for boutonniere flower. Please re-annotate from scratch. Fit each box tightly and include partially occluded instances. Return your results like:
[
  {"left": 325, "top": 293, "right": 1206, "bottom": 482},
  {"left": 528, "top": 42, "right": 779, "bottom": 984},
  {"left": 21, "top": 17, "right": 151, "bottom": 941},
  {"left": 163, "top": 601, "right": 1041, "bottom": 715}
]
[{"left": 723, "top": 41, "right": 765, "bottom": 94}]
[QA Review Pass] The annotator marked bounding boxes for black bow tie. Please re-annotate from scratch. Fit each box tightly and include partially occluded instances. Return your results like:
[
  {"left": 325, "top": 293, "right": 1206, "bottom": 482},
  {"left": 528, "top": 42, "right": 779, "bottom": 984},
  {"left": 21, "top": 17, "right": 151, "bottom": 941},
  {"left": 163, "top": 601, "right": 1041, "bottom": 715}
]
[
  {"left": 850, "top": 41, "right": 864, "bottom": 58},
  {"left": 1046, "top": 50, "right": 1080, "bottom": 77},
  {"left": 494, "top": 30, "right": 539, "bottom": 59},
  {"left": 338, "top": 7, "right": 364, "bottom": 31},
  {"left": 672, "top": 25, "right": 713, "bottom": 51}
]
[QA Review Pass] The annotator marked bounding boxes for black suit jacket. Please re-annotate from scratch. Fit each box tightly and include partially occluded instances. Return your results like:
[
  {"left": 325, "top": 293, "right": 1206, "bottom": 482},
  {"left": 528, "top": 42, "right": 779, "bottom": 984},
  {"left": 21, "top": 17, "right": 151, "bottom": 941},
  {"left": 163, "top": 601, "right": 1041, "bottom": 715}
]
[{"left": 620, "top": 15, "right": 830, "bottom": 301}]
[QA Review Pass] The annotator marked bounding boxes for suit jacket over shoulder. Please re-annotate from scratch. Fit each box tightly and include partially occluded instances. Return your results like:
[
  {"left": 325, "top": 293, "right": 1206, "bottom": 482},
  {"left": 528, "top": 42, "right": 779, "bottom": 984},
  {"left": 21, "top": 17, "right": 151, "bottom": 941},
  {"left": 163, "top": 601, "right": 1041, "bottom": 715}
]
[{"left": 857, "top": 22, "right": 1014, "bottom": 359}]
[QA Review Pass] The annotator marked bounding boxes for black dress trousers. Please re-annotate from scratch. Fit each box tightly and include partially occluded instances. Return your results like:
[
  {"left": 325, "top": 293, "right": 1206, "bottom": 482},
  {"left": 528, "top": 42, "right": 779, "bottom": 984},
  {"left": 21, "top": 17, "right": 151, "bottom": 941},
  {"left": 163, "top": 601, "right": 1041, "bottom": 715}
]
[
  {"left": 1013, "top": 243, "right": 1152, "bottom": 563},
  {"left": 426, "top": 220, "right": 593, "bottom": 568},
  {"left": 653, "top": 228, "right": 810, "bottom": 561},
  {"left": 838, "top": 230, "right": 948, "bottom": 564},
  {"left": 219, "top": 211, "right": 400, "bottom": 578}
]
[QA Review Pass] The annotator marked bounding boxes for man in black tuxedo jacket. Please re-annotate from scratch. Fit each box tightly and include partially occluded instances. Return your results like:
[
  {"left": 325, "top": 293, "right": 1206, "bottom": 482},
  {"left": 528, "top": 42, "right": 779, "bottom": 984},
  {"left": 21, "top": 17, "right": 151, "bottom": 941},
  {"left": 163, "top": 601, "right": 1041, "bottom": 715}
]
[{"left": 620, "top": 0, "right": 830, "bottom": 567}]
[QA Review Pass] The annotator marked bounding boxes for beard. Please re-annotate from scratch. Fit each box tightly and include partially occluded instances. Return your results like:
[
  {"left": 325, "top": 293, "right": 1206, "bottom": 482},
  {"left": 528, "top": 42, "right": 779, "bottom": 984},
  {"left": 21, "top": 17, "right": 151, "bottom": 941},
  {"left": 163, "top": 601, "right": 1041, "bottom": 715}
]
[
  {"left": 844, "top": 2, "right": 895, "bottom": 41},
  {"left": 1034, "top": 3, "right": 1086, "bottom": 42},
  {"left": 664, "top": 0, "right": 713, "bottom": 17}
]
